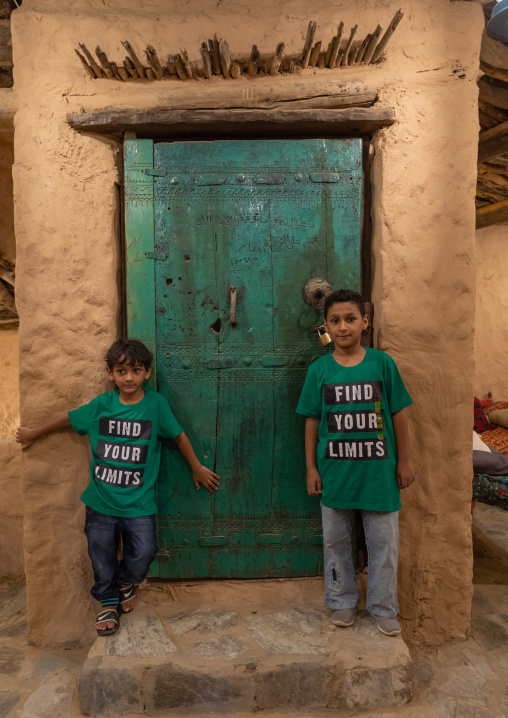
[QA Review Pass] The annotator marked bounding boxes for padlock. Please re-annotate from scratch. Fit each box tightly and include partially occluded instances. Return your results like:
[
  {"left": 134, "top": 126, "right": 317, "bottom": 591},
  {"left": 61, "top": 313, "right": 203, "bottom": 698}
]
[{"left": 317, "top": 325, "right": 333, "bottom": 346}]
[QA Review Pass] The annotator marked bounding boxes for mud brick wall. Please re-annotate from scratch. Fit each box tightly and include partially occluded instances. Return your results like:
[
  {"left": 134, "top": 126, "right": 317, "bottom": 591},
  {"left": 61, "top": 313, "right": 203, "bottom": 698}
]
[{"left": 11, "top": 0, "right": 482, "bottom": 646}]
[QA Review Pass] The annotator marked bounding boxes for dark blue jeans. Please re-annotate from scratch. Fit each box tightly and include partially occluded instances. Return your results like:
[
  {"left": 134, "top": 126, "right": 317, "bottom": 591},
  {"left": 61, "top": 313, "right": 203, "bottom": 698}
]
[{"left": 84, "top": 507, "right": 158, "bottom": 607}]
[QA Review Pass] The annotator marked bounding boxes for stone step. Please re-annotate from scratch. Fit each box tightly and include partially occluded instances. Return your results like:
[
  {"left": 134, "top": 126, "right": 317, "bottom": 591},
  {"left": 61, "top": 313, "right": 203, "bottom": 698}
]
[{"left": 78, "top": 581, "right": 413, "bottom": 716}]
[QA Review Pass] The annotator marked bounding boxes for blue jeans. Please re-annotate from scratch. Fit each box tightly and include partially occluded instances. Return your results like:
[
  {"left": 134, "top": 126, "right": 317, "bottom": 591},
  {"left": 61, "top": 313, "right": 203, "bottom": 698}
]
[
  {"left": 84, "top": 507, "right": 158, "bottom": 607},
  {"left": 320, "top": 504, "right": 399, "bottom": 618}
]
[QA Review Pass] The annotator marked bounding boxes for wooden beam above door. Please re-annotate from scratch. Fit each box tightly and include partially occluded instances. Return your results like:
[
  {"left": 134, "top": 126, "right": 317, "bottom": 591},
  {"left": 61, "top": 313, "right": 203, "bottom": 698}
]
[{"left": 68, "top": 106, "right": 395, "bottom": 138}]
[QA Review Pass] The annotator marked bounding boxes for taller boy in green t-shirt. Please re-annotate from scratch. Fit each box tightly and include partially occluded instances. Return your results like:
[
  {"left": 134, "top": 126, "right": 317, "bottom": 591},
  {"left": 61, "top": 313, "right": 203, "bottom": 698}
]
[
  {"left": 16, "top": 339, "right": 219, "bottom": 636},
  {"left": 296, "top": 289, "right": 415, "bottom": 636}
]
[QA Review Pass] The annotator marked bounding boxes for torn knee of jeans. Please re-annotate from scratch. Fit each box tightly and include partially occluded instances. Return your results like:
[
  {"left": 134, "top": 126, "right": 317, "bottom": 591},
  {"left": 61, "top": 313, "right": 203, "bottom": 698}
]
[{"left": 331, "top": 564, "right": 338, "bottom": 583}]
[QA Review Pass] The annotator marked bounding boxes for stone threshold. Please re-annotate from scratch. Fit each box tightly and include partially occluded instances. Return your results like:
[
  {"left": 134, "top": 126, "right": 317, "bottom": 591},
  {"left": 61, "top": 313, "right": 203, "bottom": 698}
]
[{"left": 78, "top": 578, "right": 413, "bottom": 716}]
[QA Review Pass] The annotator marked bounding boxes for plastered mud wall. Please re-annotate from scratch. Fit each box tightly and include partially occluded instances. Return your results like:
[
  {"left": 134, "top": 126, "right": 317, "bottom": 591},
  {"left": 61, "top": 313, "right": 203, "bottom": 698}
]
[
  {"left": 12, "top": 0, "right": 482, "bottom": 647},
  {"left": 475, "top": 225, "right": 508, "bottom": 401}
]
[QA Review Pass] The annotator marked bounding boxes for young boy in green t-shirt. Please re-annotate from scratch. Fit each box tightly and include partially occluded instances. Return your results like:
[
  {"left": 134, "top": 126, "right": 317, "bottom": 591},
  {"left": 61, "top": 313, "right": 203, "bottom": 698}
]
[
  {"left": 296, "top": 289, "right": 415, "bottom": 636},
  {"left": 16, "top": 339, "right": 219, "bottom": 636}
]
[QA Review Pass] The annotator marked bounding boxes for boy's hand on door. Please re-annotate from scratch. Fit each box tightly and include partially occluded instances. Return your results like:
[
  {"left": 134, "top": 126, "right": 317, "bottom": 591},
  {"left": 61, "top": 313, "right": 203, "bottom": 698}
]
[
  {"left": 193, "top": 465, "right": 220, "bottom": 492},
  {"left": 306, "top": 468, "right": 322, "bottom": 496}
]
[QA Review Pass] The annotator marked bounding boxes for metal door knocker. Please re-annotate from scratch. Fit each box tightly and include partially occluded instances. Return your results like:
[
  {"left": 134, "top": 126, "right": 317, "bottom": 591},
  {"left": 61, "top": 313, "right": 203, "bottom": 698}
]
[{"left": 302, "top": 277, "right": 332, "bottom": 310}]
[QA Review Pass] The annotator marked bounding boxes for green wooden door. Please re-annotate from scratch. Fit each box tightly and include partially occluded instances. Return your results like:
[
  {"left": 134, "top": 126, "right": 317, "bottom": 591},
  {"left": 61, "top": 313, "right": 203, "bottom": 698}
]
[{"left": 125, "top": 137, "right": 363, "bottom": 578}]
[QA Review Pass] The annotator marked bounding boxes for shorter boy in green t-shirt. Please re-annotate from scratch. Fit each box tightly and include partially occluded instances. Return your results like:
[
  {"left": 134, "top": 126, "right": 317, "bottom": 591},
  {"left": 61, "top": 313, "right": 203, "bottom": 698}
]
[
  {"left": 16, "top": 339, "right": 219, "bottom": 636},
  {"left": 296, "top": 289, "right": 415, "bottom": 636}
]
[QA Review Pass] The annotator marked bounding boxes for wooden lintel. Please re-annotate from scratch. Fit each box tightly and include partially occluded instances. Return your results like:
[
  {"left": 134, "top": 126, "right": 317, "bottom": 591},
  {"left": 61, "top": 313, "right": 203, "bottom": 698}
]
[
  {"left": 476, "top": 197, "right": 508, "bottom": 229},
  {"left": 67, "top": 106, "right": 395, "bottom": 138}
]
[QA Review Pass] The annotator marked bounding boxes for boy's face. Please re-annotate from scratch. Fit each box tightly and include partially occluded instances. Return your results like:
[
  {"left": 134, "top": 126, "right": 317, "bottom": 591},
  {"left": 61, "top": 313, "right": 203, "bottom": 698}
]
[
  {"left": 106, "top": 359, "right": 151, "bottom": 396},
  {"left": 324, "top": 302, "right": 368, "bottom": 350}
]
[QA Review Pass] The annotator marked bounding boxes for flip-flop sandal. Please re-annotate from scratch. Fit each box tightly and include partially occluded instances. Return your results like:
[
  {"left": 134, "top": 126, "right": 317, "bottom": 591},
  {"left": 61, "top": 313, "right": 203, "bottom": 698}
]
[
  {"left": 119, "top": 584, "right": 136, "bottom": 613},
  {"left": 95, "top": 608, "right": 119, "bottom": 636}
]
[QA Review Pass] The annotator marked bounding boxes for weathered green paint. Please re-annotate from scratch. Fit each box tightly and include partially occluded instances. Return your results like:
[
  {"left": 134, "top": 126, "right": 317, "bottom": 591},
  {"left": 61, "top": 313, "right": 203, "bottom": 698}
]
[
  {"left": 125, "top": 137, "right": 363, "bottom": 579},
  {"left": 124, "top": 136, "right": 157, "bottom": 390}
]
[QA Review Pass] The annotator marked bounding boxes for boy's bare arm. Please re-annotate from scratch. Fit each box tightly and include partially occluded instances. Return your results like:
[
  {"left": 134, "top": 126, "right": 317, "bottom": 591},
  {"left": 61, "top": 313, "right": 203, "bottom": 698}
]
[
  {"left": 16, "top": 413, "right": 73, "bottom": 450},
  {"left": 392, "top": 408, "right": 416, "bottom": 489},
  {"left": 173, "top": 431, "right": 220, "bottom": 493},
  {"left": 305, "top": 417, "right": 322, "bottom": 495}
]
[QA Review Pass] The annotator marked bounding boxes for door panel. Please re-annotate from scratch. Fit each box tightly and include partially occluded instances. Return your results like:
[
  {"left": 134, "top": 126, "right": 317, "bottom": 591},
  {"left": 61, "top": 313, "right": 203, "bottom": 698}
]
[{"left": 127, "top": 137, "right": 363, "bottom": 578}]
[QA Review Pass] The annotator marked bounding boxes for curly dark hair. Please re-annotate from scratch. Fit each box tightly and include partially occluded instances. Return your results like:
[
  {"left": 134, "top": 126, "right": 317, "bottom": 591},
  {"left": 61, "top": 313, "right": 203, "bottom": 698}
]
[
  {"left": 323, "top": 289, "right": 365, "bottom": 319},
  {"left": 105, "top": 339, "right": 153, "bottom": 370}
]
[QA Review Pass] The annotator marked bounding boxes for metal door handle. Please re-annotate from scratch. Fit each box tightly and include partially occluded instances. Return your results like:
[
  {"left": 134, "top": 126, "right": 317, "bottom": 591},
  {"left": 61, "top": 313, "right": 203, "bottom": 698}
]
[{"left": 230, "top": 285, "right": 237, "bottom": 327}]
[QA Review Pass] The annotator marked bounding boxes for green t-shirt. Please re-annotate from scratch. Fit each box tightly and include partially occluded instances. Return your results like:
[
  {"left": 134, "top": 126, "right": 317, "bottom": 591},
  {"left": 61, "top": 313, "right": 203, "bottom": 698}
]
[
  {"left": 296, "top": 348, "right": 412, "bottom": 512},
  {"left": 69, "top": 389, "right": 183, "bottom": 517}
]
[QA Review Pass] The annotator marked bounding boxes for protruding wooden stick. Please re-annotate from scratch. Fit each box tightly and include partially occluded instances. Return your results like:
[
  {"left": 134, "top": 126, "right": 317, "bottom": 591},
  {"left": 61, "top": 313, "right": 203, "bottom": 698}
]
[
  {"left": 340, "top": 25, "right": 358, "bottom": 66},
  {"left": 301, "top": 20, "right": 316, "bottom": 69},
  {"left": 248, "top": 44, "right": 259, "bottom": 77},
  {"left": 166, "top": 55, "right": 177, "bottom": 76},
  {"left": 121, "top": 41, "right": 146, "bottom": 78},
  {"left": 328, "top": 22, "right": 343, "bottom": 69},
  {"left": 371, "top": 9, "right": 403, "bottom": 64},
  {"left": 219, "top": 38, "right": 231, "bottom": 78},
  {"left": 355, "top": 34, "right": 371, "bottom": 65},
  {"left": 209, "top": 36, "right": 222, "bottom": 75},
  {"left": 270, "top": 42, "right": 285, "bottom": 76},
  {"left": 145, "top": 68, "right": 155, "bottom": 80},
  {"left": 95, "top": 46, "right": 114, "bottom": 78},
  {"left": 75, "top": 49, "right": 96, "bottom": 78},
  {"left": 324, "top": 39, "right": 334, "bottom": 67},
  {"left": 309, "top": 40, "right": 321, "bottom": 68},
  {"left": 124, "top": 57, "right": 138, "bottom": 78},
  {"left": 349, "top": 43, "right": 361, "bottom": 65},
  {"left": 109, "top": 61, "right": 123, "bottom": 80},
  {"left": 317, "top": 52, "right": 326, "bottom": 68},
  {"left": 200, "top": 42, "right": 213, "bottom": 79},
  {"left": 362, "top": 25, "right": 382, "bottom": 64},
  {"left": 180, "top": 48, "right": 194, "bottom": 79},
  {"left": 117, "top": 64, "right": 129, "bottom": 81},
  {"left": 79, "top": 43, "right": 104, "bottom": 77},
  {"left": 145, "top": 45, "right": 164, "bottom": 79},
  {"left": 174, "top": 54, "right": 189, "bottom": 80},
  {"left": 231, "top": 61, "right": 241, "bottom": 79}
]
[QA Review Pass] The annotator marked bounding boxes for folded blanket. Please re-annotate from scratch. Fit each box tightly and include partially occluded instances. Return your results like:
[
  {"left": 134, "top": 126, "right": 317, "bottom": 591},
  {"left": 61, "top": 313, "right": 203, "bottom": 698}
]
[{"left": 473, "top": 450, "right": 508, "bottom": 475}]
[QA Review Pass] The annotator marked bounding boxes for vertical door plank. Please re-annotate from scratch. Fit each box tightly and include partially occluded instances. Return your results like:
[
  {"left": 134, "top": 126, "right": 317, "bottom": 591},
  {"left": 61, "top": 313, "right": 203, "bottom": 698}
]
[
  {"left": 124, "top": 137, "right": 157, "bottom": 388},
  {"left": 124, "top": 136, "right": 159, "bottom": 576},
  {"left": 270, "top": 138, "right": 363, "bottom": 576},
  {"left": 154, "top": 142, "right": 220, "bottom": 576}
]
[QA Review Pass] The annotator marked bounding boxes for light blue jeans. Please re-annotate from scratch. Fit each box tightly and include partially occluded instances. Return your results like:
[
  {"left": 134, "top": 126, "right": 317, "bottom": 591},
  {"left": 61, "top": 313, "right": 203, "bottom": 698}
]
[{"left": 320, "top": 503, "right": 400, "bottom": 618}]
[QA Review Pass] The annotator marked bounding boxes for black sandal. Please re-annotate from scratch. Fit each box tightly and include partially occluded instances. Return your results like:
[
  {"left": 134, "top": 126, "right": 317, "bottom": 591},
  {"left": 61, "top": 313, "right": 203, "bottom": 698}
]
[
  {"left": 95, "top": 608, "right": 119, "bottom": 636},
  {"left": 119, "top": 584, "right": 136, "bottom": 613}
]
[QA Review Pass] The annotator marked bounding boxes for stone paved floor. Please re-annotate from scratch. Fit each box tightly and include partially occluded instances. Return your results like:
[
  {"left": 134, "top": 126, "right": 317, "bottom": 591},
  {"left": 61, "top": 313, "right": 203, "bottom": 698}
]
[{"left": 1, "top": 502, "right": 507, "bottom": 717}]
